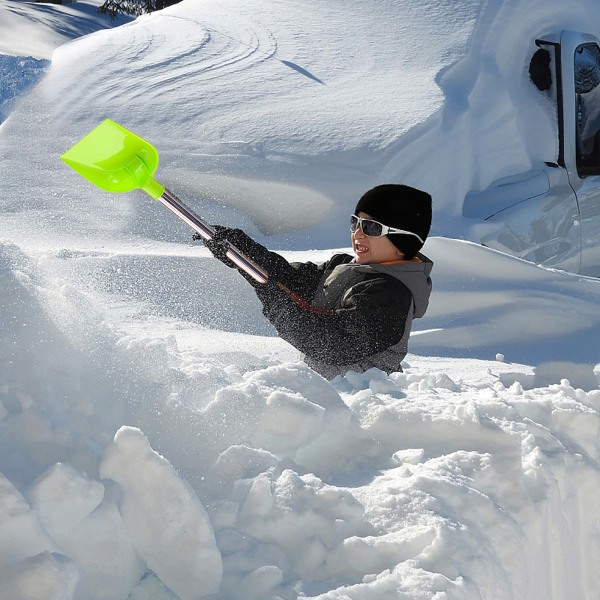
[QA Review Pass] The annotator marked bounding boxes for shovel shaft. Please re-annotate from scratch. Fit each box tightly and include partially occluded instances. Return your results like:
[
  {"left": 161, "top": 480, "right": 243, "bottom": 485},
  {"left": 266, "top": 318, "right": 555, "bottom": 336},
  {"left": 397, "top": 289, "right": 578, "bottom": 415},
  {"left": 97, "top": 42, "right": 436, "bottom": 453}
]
[{"left": 158, "top": 189, "right": 269, "bottom": 285}]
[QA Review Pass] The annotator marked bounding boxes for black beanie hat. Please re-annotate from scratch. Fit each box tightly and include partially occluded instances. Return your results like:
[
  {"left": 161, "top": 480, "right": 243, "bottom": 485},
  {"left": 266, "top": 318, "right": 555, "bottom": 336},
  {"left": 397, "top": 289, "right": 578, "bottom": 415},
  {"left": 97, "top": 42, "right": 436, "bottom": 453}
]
[{"left": 354, "top": 184, "right": 432, "bottom": 258}]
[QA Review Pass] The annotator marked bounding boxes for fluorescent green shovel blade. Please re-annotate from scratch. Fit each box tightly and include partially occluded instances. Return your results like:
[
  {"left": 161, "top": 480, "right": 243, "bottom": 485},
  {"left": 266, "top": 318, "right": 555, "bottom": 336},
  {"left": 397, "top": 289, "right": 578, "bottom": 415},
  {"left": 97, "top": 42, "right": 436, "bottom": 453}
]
[
  {"left": 60, "top": 119, "right": 270, "bottom": 284},
  {"left": 60, "top": 119, "right": 165, "bottom": 199}
]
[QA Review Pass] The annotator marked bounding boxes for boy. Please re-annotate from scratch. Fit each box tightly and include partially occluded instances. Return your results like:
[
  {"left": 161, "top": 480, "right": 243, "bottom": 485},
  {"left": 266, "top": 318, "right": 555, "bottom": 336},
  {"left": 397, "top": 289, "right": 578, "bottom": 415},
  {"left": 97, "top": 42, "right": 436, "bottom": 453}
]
[{"left": 201, "top": 184, "right": 433, "bottom": 378}]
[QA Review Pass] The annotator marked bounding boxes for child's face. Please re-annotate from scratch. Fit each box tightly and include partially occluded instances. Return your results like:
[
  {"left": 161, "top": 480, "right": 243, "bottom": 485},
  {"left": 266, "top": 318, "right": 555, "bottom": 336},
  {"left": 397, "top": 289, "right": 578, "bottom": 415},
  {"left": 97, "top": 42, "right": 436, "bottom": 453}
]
[{"left": 352, "top": 212, "right": 405, "bottom": 264}]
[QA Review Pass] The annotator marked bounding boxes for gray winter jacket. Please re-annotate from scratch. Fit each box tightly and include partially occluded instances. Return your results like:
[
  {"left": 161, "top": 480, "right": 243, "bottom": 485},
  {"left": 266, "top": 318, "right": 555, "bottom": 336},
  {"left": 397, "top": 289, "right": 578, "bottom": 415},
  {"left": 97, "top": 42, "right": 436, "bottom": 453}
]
[{"left": 252, "top": 251, "right": 433, "bottom": 378}]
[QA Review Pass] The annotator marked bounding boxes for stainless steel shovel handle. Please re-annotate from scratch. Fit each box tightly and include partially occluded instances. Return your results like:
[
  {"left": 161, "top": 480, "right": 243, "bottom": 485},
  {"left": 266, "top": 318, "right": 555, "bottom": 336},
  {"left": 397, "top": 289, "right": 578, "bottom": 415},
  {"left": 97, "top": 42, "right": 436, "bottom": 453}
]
[{"left": 158, "top": 189, "right": 269, "bottom": 285}]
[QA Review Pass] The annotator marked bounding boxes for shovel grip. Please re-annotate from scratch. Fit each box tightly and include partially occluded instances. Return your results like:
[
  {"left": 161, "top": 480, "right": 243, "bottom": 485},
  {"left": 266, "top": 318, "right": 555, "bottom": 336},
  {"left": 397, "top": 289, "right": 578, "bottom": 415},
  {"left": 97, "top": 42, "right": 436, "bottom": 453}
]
[{"left": 157, "top": 189, "right": 269, "bottom": 285}]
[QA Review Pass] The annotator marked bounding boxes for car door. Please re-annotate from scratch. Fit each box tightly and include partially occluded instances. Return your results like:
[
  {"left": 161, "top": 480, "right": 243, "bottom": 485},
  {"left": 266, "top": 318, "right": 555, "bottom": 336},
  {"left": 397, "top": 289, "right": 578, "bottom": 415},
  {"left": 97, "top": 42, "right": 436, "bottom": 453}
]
[{"left": 561, "top": 31, "right": 600, "bottom": 276}]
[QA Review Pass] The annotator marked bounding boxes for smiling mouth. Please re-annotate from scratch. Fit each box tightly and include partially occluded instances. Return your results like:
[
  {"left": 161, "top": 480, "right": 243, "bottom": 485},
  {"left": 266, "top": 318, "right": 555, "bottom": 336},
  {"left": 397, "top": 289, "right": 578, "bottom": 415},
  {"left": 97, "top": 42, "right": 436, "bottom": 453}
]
[{"left": 355, "top": 243, "right": 369, "bottom": 253}]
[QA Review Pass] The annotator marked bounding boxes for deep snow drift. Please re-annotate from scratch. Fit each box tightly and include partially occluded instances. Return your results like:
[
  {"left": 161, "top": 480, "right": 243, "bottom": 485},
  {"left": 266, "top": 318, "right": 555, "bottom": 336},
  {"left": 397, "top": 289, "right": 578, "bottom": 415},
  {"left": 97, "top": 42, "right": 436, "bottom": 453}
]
[
  {"left": 0, "top": 0, "right": 599, "bottom": 599},
  {"left": 0, "top": 0, "right": 129, "bottom": 124}
]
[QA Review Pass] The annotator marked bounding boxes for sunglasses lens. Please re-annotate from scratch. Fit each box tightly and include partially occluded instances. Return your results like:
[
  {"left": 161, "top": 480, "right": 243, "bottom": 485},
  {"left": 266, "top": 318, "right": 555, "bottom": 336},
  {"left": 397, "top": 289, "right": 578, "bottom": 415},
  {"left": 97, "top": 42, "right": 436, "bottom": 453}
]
[
  {"left": 361, "top": 219, "right": 383, "bottom": 236},
  {"left": 350, "top": 215, "right": 385, "bottom": 236}
]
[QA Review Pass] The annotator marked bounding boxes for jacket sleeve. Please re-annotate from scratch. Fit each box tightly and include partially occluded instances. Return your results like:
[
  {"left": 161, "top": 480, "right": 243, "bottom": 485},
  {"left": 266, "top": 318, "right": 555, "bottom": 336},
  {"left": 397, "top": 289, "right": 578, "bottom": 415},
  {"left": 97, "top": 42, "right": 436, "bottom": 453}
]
[
  {"left": 215, "top": 227, "right": 327, "bottom": 295},
  {"left": 255, "top": 275, "right": 413, "bottom": 365}
]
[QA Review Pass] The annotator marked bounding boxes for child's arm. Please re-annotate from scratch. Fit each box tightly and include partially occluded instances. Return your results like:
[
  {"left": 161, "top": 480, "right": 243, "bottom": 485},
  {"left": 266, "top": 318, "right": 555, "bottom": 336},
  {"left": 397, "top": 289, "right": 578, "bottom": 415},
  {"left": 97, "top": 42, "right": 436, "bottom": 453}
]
[
  {"left": 255, "top": 275, "right": 412, "bottom": 366},
  {"left": 202, "top": 226, "right": 329, "bottom": 297}
]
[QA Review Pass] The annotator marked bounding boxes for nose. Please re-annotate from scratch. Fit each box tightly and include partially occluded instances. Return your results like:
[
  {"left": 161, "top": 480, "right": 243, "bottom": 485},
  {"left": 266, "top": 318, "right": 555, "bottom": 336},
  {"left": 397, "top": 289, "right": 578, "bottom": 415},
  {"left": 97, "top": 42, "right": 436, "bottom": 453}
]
[{"left": 352, "top": 223, "right": 366, "bottom": 239}]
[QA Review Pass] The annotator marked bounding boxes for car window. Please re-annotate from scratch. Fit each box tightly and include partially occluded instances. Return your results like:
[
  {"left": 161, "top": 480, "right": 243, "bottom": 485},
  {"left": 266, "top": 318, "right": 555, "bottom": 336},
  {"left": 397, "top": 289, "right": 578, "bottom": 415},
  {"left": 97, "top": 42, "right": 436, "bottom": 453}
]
[{"left": 575, "top": 43, "right": 600, "bottom": 175}]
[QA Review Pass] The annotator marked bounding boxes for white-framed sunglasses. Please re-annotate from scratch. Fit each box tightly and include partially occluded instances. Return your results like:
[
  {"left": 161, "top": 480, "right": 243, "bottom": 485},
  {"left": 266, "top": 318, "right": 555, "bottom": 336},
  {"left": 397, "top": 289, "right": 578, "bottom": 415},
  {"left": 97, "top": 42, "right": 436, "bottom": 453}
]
[{"left": 350, "top": 214, "right": 424, "bottom": 244}]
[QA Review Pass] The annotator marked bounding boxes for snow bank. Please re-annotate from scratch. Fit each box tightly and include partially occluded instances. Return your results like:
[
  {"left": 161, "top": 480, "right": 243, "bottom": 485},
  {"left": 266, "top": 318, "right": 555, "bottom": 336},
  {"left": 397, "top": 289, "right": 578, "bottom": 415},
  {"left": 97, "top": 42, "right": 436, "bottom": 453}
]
[
  {"left": 1, "top": 236, "right": 599, "bottom": 599},
  {"left": 0, "top": 0, "right": 599, "bottom": 598},
  {"left": 0, "top": 0, "right": 130, "bottom": 60},
  {"left": 412, "top": 238, "right": 600, "bottom": 367},
  {"left": 100, "top": 426, "right": 222, "bottom": 599},
  {"left": 3, "top": 357, "right": 600, "bottom": 598}
]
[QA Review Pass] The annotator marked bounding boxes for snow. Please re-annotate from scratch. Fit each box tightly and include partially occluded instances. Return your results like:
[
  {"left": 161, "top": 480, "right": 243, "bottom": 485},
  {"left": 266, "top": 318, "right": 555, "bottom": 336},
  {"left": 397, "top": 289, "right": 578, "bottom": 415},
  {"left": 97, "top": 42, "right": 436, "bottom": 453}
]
[
  {"left": 99, "top": 427, "right": 222, "bottom": 599},
  {"left": 0, "top": 0, "right": 599, "bottom": 599}
]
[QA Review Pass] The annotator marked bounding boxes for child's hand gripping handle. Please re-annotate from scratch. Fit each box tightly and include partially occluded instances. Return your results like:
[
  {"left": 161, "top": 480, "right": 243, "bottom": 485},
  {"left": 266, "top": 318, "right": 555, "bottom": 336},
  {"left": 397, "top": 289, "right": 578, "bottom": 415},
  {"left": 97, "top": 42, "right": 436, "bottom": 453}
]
[{"left": 159, "top": 189, "right": 269, "bottom": 285}]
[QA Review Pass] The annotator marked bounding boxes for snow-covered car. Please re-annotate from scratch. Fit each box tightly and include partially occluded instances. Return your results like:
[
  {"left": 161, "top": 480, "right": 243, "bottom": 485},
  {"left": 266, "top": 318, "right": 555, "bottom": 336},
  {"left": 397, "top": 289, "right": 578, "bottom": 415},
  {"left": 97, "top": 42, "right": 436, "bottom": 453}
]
[{"left": 463, "top": 30, "right": 600, "bottom": 277}]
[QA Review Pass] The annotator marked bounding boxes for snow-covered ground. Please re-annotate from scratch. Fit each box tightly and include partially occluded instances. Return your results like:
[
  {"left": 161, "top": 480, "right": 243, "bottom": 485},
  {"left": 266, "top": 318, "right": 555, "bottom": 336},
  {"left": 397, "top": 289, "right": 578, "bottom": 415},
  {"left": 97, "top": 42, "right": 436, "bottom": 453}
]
[{"left": 0, "top": 1, "right": 599, "bottom": 599}]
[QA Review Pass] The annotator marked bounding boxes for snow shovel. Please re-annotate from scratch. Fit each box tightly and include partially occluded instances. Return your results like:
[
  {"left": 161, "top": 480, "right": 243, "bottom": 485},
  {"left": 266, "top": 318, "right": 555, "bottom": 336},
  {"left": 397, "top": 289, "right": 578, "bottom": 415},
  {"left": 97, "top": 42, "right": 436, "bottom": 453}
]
[{"left": 60, "top": 119, "right": 269, "bottom": 284}]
